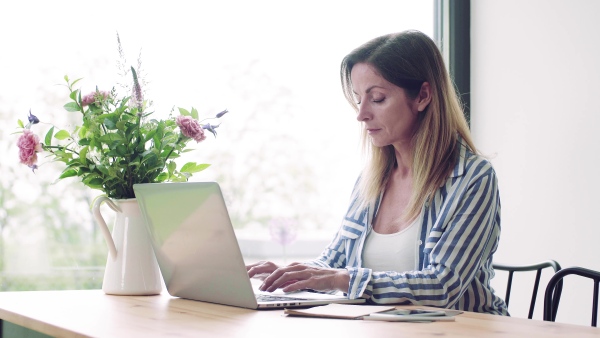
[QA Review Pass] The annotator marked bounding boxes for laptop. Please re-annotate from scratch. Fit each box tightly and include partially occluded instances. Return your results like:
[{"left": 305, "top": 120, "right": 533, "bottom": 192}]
[{"left": 133, "top": 181, "right": 365, "bottom": 309}]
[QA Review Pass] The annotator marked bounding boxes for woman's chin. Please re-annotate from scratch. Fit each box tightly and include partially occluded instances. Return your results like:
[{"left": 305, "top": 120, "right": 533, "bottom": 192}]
[{"left": 369, "top": 139, "right": 390, "bottom": 148}]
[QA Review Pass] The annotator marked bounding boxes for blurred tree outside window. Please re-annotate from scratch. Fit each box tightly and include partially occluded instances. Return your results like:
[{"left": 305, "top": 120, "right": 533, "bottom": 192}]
[{"left": 0, "top": 0, "right": 433, "bottom": 290}]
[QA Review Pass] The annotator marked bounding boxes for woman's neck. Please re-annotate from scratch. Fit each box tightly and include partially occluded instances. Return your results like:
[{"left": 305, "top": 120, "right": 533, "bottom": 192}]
[{"left": 393, "top": 143, "right": 413, "bottom": 178}]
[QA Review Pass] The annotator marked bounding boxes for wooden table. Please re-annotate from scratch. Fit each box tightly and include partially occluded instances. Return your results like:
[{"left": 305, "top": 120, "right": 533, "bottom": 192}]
[{"left": 0, "top": 290, "right": 598, "bottom": 337}]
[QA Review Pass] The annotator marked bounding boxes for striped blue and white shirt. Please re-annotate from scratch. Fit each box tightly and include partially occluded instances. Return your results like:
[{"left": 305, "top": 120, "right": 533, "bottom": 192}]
[{"left": 307, "top": 141, "right": 509, "bottom": 315}]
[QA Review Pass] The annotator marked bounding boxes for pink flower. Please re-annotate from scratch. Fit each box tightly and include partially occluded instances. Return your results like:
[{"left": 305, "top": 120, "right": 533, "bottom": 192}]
[
  {"left": 17, "top": 130, "right": 43, "bottom": 167},
  {"left": 176, "top": 115, "right": 206, "bottom": 142},
  {"left": 130, "top": 66, "right": 144, "bottom": 110},
  {"left": 81, "top": 90, "right": 110, "bottom": 107},
  {"left": 269, "top": 218, "right": 298, "bottom": 246}
]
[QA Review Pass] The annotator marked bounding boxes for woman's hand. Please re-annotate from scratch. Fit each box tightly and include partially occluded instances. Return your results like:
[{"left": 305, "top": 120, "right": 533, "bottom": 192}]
[
  {"left": 246, "top": 261, "right": 281, "bottom": 280},
  {"left": 257, "top": 262, "right": 350, "bottom": 293}
]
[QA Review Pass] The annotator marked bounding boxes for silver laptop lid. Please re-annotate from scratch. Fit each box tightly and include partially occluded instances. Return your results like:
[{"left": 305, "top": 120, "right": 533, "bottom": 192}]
[{"left": 134, "top": 182, "right": 258, "bottom": 309}]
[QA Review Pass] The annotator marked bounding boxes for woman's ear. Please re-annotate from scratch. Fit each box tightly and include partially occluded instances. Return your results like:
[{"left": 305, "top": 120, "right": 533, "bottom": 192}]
[{"left": 416, "top": 82, "right": 432, "bottom": 112}]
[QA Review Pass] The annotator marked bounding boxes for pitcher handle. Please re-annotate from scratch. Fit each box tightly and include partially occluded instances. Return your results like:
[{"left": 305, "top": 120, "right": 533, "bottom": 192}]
[{"left": 92, "top": 196, "right": 120, "bottom": 261}]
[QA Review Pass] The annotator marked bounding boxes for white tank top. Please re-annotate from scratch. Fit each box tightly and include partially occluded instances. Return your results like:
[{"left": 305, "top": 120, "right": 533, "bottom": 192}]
[{"left": 362, "top": 216, "right": 420, "bottom": 272}]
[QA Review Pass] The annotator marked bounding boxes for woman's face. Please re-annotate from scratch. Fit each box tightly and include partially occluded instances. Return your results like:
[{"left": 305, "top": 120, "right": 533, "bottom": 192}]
[{"left": 351, "top": 63, "right": 426, "bottom": 149}]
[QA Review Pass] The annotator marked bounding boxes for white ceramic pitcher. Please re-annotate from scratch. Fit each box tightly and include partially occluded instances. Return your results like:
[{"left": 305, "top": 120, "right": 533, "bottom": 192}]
[{"left": 92, "top": 197, "right": 162, "bottom": 295}]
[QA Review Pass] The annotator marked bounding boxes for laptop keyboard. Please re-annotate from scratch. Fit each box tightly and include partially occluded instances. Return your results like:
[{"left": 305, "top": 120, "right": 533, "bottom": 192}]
[{"left": 256, "top": 294, "right": 307, "bottom": 302}]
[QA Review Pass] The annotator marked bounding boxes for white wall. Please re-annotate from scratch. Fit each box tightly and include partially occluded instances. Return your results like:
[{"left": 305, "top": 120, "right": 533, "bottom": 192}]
[{"left": 471, "top": 0, "right": 600, "bottom": 326}]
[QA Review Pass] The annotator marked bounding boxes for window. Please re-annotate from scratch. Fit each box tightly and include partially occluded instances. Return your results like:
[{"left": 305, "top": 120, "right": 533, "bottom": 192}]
[{"left": 0, "top": 0, "right": 434, "bottom": 290}]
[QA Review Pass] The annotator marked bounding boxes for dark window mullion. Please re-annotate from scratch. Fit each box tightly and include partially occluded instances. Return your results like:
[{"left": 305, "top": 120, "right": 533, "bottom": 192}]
[{"left": 434, "top": 0, "right": 471, "bottom": 125}]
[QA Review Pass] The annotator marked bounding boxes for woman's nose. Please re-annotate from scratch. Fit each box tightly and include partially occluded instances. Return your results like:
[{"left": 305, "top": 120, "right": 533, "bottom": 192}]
[{"left": 356, "top": 104, "right": 370, "bottom": 122}]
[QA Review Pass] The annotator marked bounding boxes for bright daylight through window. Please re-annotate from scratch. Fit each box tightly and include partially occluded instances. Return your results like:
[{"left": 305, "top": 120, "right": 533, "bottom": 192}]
[{"left": 0, "top": 1, "right": 433, "bottom": 290}]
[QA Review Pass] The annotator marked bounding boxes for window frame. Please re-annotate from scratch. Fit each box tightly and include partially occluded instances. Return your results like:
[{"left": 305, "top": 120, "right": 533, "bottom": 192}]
[{"left": 435, "top": 0, "right": 471, "bottom": 125}]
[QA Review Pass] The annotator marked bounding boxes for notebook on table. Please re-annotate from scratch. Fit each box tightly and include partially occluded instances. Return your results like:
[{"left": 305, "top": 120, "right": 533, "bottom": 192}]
[{"left": 133, "top": 182, "right": 365, "bottom": 309}]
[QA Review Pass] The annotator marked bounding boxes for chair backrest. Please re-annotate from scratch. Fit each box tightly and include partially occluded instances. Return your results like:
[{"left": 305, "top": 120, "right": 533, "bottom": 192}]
[
  {"left": 544, "top": 266, "right": 600, "bottom": 327},
  {"left": 493, "top": 260, "right": 562, "bottom": 319}
]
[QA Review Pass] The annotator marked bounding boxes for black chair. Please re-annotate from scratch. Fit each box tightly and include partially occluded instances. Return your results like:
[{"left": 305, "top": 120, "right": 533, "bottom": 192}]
[
  {"left": 493, "top": 260, "right": 562, "bottom": 319},
  {"left": 544, "top": 266, "right": 600, "bottom": 327}
]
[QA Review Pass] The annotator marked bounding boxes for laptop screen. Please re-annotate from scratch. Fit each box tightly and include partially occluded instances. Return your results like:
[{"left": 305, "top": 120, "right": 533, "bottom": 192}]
[{"left": 134, "top": 182, "right": 258, "bottom": 308}]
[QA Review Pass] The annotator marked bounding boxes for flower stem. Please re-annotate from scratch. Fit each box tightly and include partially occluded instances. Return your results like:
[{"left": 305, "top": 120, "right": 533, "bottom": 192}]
[
  {"left": 163, "top": 135, "right": 182, "bottom": 164},
  {"left": 43, "top": 145, "right": 80, "bottom": 156}
]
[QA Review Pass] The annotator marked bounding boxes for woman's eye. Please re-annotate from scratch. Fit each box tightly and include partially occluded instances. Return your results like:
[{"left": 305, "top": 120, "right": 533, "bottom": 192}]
[{"left": 372, "top": 97, "right": 385, "bottom": 103}]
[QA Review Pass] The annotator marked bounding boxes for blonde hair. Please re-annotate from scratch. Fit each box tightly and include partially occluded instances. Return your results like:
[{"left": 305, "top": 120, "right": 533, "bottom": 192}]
[{"left": 340, "top": 30, "right": 476, "bottom": 221}]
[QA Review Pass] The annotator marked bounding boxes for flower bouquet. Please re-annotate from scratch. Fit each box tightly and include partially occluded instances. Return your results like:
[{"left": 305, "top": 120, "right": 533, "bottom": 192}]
[
  {"left": 14, "top": 60, "right": 229, "bottom": 295},
  {"left": 15, "top": 67, "right": 227, "bottom": 199}
]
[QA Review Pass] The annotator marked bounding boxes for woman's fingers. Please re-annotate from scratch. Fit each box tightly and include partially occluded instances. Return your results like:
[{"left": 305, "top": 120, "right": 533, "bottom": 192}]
[
  {"left": 260, "top": 264, "right": 331, "bottom": 292},
  {"left": 246, "top": 261, "right": 279, "bottom": 278},
  {"left": 280, "top": 271, "right": 339, "bottom": 292},
  {"left": 280, "top": 279, "right": 313, "bottom": 293},
  {"left": 262, "top": 268, "right": 314, "bottom": 292},
  {"left": 251, "top": 262, "right": 349, "bottom": 293},
  {"left": 259, "top": 264, "right": 304, "bottom": 291}
]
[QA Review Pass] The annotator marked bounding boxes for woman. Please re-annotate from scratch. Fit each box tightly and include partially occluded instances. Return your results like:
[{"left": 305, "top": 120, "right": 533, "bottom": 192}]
[{"left": 247, "top": 30, "right": 508, "bottom": 315}]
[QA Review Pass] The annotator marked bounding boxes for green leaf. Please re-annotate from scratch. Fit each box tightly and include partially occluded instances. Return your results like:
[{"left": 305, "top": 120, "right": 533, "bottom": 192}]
[
  {"left": 155, "top": 172, "right": 169, "bottom": 182},
  {"left": 127, "top": 161, "right": 140, "bottom": 169},
  {"left": 122, "top": 112, "right": 136, "bottom": 122},
  {"left": 18, "top": 119, "right": 24, "bottom": 128},
  {"left": 167, "top": 161, "right": 176, "bottom": 175},
  {"left": 191, "top": 107, "right": 199, "bottom": 119},
  {"left": 83, "top": 177, "right": 104, "bottom": 189},
  {"left": 96, "top": 165, "right": 110, "bottom": 176},
  {"left": 59, "top": 168, "right": 78, "bottom": 179},
  {"left": 79, "top": 146, "right": 88, "bottom": 166},
  {"left": 167, "top": 152, "right": 181, "bottom": 159},
  {"left": 89, "top": 104, "right": 103, "bottom": 114},
  {"left": 145, "top": 129, "right": 157, "bottom": 142},
  {"left": 103, "top": 113, "right": 121, "bottom": 129},
  {"left": 141, "top": 152, "right": 159, "bottom": 167},
  {"left": 54, "top": 130, "right": 71, "bottom": 140},
  {"left": 78, "top": 167, "right": 91, "bottom": 174},
  {"left": 98, "top": 133, "right": 124, "bottom": 143},
  {"left": 98, "top": 112, "right": 117, "bottom": 120},
  {"left": 53, "top": 149, "right": 73, "bottom": 162},
  {"left": 116, "top": 145, "right": 128, "bottom": 156},
  {"left": 180, "top": 162, "right": 196, "bottom": 173},
  {"left": 64, "top": 102, "right": 80, "bottom": 112},
  {"left": 170, "top": 175, "right": 188, "bottom": 182},
  {"left": 78, "top": 125, "right": 88, "bottom": 139},
  {"left": 180, "top": 162, "right": 210, "bottom": 173},
  {"left": 178, "top": 107, "right": 190, "bottom": 116},
  {"left": 71, "top": 78, "right": 83, "bottom": 87},
  {"left": 136, "top": 140, "right": 145, "bottom": 153},
  {"left": 88, "top": 178, "right": 104, "bottom": 188},
  {"left": 103, "top": 117, "right": 117, "bottom": 130},
  {"left": 69, "top": 89, "right": 79, "bottom": 101},
  {"left": 116, "top": 120, "right": 127, "bottom": 131},
  {"left": 116, "top": 95, "right": 127, "bottom": 105},
  {"left": 45, "top": 126, "right": 55, "bottom": 145},
  {"left": 195, "top": 163, "right": 211, "bottom": 172}
]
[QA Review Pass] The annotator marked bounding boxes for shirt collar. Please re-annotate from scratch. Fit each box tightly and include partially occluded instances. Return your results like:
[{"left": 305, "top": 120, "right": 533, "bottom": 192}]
[{"left": 449, "top": 136, "right": 470, "bottom": 178}]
